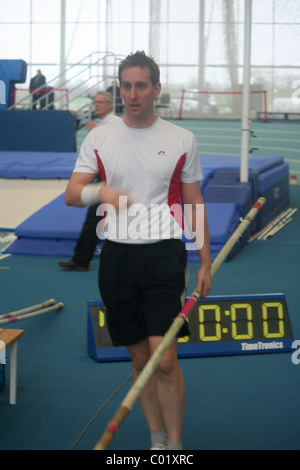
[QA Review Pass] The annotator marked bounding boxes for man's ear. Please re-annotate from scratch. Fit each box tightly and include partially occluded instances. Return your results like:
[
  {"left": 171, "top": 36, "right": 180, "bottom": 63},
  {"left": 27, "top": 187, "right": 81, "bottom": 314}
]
[{"left": 154, "top": 82, "right": 162, "bottom": 99}]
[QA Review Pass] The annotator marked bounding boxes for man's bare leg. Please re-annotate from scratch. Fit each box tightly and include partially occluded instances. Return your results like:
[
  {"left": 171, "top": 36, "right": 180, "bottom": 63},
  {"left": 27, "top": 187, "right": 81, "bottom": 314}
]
[
  {"left": 127, "top": 336, "right": 184, "bottom": 448},
  {"left": 149, "top": 336, "right": 185, "bottom": 446}
]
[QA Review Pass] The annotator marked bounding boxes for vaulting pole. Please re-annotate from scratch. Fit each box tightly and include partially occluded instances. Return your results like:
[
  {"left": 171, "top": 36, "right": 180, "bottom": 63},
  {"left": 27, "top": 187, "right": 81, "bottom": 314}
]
[
  {"left": 0, "top": 299, "right": 64, "bottom": 325},
  {"left": 94, "top": 197, "right": 266, "bottom": 450}
]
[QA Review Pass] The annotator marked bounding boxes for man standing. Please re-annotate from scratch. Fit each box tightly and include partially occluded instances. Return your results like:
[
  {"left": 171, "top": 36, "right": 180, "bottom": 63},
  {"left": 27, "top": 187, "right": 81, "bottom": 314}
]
[
  {"left": 64, "top": 52, "right": 211, "bottom": 449},
  {"left": 30, "top": 69, "right": 46, "bottom": 110},
  {"left": 59, "top": 91, "right": 120, "bottom": 271}
]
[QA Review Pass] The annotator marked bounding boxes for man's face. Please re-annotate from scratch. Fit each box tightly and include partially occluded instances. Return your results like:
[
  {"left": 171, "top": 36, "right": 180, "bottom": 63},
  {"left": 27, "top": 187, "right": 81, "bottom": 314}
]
[
  {"left": 94, "top": 94, "right": 112, "bottom": 118},
  {"left": 120, "top": 66, "right": 161, "bottom": 124}
]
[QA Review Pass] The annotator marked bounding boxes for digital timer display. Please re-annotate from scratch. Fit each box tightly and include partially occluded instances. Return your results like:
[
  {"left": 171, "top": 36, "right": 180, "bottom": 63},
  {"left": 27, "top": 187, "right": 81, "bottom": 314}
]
[
  {"left": 87, "top": 293, "right": 294, "bottom": 362},
  {"left": 180, "top": 297, "right": 291, "bottom": 343}
]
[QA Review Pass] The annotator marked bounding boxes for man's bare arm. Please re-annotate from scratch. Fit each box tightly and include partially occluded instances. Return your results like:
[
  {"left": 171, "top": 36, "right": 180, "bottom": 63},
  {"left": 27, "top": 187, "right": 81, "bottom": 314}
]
[
  {"left": 181, "top": 181, "right": 212, "bottom": 298},
  {"left": 65, "top": 172, "right": 129, "bottom": 210},
  {"left": 65, "top": 172, "right": 98, "bottom": 207}
]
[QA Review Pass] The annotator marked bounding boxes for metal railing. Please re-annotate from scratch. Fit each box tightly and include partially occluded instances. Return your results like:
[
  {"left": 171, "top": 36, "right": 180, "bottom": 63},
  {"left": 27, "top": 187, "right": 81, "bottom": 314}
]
[{"left": 10, "top": 51, "right": 124, "bottom": 120}]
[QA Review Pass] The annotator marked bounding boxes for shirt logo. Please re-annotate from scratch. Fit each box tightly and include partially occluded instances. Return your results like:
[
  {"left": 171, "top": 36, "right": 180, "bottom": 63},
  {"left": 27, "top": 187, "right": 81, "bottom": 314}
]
[{"left": 158, "top": 150, "right": 166, "bottom": 156}]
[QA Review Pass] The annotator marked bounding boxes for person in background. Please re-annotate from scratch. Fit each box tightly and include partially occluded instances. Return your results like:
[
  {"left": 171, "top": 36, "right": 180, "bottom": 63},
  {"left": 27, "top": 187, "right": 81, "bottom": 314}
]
[
  {"left": 58, "top": 91, "right": 120, "bottom": 271},
  {"left": 30, "top": 69, "right": 46, "bottom": 110},
  {"left": 85, "top": 91, "right": 120, "bottom": 130}
]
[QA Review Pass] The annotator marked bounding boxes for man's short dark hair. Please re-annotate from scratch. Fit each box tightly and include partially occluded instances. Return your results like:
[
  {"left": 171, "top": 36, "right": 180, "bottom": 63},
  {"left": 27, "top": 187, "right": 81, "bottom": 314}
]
[{"left": 118, "top": 51, "right": 160, "bottom": 86}]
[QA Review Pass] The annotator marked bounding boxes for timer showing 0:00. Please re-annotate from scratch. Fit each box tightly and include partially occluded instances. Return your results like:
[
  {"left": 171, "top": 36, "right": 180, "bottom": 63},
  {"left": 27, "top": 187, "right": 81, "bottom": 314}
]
[
  {"left": 87, "top": 294, "right": 294, "bottom": 361},
  {"left": 179, "top": 295, "right": 293, "bottom": 344}
]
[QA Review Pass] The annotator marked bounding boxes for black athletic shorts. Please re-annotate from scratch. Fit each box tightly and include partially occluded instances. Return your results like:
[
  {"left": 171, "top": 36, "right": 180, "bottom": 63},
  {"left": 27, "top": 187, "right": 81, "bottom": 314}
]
[{"left": 98, "top": 239, "right": 189, "bottom": 347}]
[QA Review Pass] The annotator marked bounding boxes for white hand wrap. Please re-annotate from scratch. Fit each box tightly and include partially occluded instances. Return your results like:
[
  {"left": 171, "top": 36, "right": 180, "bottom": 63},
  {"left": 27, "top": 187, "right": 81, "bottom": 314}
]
[{"left": 80, "top": 182, "right": 103, "bottom": 206}]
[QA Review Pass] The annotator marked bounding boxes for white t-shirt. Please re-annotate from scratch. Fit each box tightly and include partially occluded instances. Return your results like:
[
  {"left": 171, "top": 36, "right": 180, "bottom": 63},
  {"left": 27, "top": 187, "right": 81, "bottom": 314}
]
[
  {"left": 74, "top": 117, "right": 202, "bottom": 243},
  {"left": 97, "top": 112, "right": 120, "bottom": 126}
]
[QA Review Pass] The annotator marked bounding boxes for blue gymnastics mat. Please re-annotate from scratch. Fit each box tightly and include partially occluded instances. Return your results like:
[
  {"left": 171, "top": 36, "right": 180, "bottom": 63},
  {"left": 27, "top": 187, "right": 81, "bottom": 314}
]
[
  {"left": 201, "top": 157, "right": 289, "bottom": 229},
  {"left": 0, "top": 151, "right": 78, "bottom": 179},
  {"left": 14, "top": 195, "right": 88, "bottom": 240},
  {"left": 0, "top": 151, "right": 284, "bottom": 180}
]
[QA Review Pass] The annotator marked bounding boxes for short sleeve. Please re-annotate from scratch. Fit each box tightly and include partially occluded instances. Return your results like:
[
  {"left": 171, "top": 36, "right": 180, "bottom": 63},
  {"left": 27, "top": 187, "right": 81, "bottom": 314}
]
[
  {"left": 73, "top": 129, "right": 99, "bottom": 174},
  {"left": 180, "top": 134, "right": 203, "bottom": 183}
]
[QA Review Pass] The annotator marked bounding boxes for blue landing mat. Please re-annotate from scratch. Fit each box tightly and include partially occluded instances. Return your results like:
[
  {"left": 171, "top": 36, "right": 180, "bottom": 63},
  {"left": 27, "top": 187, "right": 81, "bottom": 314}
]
[
  {"left": 200, "top": 154, "right": 284, "bottom": 174},
  {"left": 0, "top": 151, "right": 285, "bottom": 180},
  {"left": 14, "top": 195, "right": 88, "bottom": 240},
  {"left": 4, "top": 194, "right": 240, "bottom": 262},
  {"left": 2, "top": 153, "right": 289, "bottom": 261},
  {"left": 202, "top": 161, "right": 289, "bottom": 229},
  {"left": 0, "top": 151, "right": 78, "bottom": 179}
]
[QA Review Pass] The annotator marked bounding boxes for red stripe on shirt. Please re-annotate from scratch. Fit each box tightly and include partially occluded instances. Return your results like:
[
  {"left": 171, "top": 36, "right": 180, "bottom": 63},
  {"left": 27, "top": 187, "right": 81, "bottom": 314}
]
[
  {"left": 168, "top": 153, "right": 187, "bottom": 229},
  {"left": 94, "top": 149, "right": 108, "bottom": 230},
  {"left": 94, "top": 149, "right": 107, "bottom": 182}
]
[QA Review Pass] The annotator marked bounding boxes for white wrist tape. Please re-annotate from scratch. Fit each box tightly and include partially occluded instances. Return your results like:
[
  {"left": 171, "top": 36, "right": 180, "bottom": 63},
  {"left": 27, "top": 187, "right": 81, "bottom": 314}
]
[{"left": 80, "top": 182, "right": 103, "bottom": 206}]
